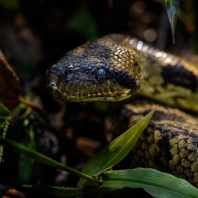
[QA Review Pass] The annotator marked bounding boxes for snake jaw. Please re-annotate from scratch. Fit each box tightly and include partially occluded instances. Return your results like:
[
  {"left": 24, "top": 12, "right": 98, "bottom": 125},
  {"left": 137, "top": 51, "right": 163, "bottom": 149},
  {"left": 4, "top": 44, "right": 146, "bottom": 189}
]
[{"left": 46, "top": 67, "right": 134, "bottom": 102}]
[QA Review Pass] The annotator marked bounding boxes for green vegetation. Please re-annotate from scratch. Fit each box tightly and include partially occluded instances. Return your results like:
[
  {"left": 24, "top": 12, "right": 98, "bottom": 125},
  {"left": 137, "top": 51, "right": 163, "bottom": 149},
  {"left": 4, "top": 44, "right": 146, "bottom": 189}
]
[{"left": 1, "top": 104, "right": 198, "bottom": 197}]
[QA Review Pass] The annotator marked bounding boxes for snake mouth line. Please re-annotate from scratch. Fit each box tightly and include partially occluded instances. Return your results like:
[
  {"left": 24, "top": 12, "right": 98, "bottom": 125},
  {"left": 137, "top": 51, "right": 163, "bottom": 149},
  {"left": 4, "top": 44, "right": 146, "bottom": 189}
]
[{"left": 46, "top": 69, "right": 133, "bottom": 102}]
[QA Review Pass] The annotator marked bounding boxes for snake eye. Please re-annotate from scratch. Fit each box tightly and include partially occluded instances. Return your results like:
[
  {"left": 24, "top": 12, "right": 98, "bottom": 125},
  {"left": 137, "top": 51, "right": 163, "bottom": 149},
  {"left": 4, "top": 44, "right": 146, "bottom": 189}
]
[{"left": 96, "top": 68, "right": 106, "bottom": 81}]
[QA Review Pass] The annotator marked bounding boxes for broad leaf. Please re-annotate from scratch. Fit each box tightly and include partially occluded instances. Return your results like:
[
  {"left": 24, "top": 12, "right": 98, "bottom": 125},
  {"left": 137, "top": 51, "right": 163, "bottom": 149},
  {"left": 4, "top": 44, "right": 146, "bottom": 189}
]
[
  {"left": 78, "top": 108, "right": 155, "bottom": 187},
  {"left": 100, "top": 168, "right": 198, "bottom": 198}
]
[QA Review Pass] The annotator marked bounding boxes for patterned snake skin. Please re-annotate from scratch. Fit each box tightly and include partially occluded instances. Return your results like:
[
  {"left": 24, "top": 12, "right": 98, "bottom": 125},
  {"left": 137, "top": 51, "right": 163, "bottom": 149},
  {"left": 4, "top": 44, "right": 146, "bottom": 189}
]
[
  {"left": 45, "top": 34, "right": 198, "bottom": 187},
  {"left": 105, "top": 103, "right": 198, "bottom": 187}
]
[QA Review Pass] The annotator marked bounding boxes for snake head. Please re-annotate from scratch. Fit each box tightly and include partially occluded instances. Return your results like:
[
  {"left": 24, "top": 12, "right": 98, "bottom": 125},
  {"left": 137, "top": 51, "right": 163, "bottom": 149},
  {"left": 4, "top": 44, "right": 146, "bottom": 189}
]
[{"left": 45, "top": 37, "right": 143, "bottom": 102}]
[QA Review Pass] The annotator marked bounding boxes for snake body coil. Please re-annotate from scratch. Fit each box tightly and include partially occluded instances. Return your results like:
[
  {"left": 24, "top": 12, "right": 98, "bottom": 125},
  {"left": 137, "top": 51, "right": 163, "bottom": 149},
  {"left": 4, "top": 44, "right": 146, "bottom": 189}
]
[
  {"left": 46, "top": 34, "right": 198, "bottom": 187},
  {"left": 105, "top": 103, "right": 198, "bottom": 187}
]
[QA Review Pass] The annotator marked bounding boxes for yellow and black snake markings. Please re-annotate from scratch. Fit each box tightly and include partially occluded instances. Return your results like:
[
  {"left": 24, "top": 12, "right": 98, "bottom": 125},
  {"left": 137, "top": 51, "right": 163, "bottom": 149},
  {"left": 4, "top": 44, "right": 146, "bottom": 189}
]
[
  {"left": 105, "top": 104, "right": 198, "bottom": 187},
  {"left": 46, "top": 34, "right": 198, "bottom": 187}
]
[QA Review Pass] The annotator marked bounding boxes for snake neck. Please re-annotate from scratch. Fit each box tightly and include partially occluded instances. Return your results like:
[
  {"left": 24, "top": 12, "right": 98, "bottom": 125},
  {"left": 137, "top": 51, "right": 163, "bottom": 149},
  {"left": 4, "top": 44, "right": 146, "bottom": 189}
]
[{"left": 105, "top": 34, "right": 198, "bottom": 113}]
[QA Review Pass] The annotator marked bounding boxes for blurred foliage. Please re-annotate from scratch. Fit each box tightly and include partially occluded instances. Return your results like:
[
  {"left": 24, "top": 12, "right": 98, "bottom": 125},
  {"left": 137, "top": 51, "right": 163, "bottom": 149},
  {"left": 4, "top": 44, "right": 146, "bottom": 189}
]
[
  {"left": 19, "top": 61, "right": 38, "bottom": 80},
  {"left": 0, "top": 0, "right": 19, "bottom": 9},
  {"left": 164, "top": 0, "right": 180, "bottom": 43},
  {"left": 69, "top": 8, "right": 99, "bottom": 40},
  {"left": 155, "top": 0, "right": 198, "bottom": 52},
  {"left": 0, "top": 103, "right": 10, "bottom": 162}
]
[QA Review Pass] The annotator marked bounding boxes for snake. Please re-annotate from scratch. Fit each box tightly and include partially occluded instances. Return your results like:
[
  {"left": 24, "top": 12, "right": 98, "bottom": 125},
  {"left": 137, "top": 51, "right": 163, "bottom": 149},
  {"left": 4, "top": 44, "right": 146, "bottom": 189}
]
[{"left": 45, "top": 34, "right": 198, "bottom": 187}]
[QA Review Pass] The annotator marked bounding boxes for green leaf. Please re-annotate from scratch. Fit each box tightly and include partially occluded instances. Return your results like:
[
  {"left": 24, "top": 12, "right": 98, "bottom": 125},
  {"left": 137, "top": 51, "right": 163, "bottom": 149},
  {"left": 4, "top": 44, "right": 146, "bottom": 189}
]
[
  {"left": 78, "top": 108, "right": 155, "bottom": 187},
  {"left": 0, "top": 103, "right": 10, "bottom": 162},
  {"left": 0, "top": 137, "right": 97, "bottom": 183},
  {"left": 165, "top": 0, "right": 180, "bottom": 43},
  {"left": 100, "top": 168, "right": 198, "bottom": 198}
]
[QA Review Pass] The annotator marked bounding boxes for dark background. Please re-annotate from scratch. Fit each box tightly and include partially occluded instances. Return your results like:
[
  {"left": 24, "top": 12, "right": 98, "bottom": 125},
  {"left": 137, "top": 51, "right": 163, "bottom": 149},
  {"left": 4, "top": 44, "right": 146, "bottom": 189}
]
[{"left": 0, "top": 0, "right": 198, "bottom": 197}]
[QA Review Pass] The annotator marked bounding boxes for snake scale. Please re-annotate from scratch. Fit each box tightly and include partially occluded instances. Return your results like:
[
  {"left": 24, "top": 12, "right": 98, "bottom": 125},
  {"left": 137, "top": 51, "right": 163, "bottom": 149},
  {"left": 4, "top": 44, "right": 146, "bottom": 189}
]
[{"left": 45, "top": 34, "right": 198, "bottom": 187}]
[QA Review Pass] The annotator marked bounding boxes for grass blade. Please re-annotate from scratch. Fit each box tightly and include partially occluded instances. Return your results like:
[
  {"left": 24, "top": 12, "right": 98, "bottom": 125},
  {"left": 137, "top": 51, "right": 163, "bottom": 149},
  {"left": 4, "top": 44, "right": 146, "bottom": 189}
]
[
  {"left": 78, "top": 108, "right": 155, "bottom": 187},
  {"left": 0, "top": 137, "right": 97, "bottom": 183}
]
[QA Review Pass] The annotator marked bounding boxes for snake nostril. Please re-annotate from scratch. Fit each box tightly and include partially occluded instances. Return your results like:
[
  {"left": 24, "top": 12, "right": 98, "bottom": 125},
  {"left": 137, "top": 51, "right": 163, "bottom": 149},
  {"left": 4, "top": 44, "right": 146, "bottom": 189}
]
[
  {"left": 49, "top": 81, "right": 57, "bottom": 89},
  {"left": 46, "top": 70, "right": 59, "bottom": 89}
]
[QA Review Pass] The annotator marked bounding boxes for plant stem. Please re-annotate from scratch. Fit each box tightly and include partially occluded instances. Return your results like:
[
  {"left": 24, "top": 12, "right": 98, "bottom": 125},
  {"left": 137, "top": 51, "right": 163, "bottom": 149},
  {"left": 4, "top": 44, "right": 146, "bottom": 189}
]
[{"left": 0, "top": 138, "right": 98, "bottom": 183}]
